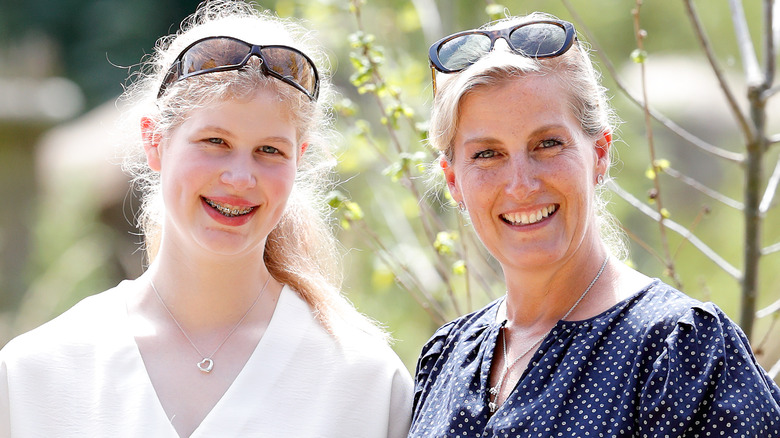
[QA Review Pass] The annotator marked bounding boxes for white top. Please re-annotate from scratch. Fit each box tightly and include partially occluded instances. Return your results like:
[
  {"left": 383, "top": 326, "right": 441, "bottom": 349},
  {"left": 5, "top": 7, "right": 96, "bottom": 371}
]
[{"left": 0, "top": 282, "right": 413, "bottom": 437}]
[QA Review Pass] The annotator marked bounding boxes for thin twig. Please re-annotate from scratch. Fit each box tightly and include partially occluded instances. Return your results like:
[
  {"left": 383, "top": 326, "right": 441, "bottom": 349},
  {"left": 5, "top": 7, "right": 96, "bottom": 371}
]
[
  {"left": 763, "top": 241, "right": 780, "bottom": 255},
  {"left": 609, "top": 181, "right": 742, "bottom": 279},
  {"left": 631, "top": 2, "right": 680, "bottom": 288},
  {"left": 618, "top": 223, "right": 665, "bottom": 265},
  {"left": 685, "top": 0, "right": 755, "bottom": 142},
  {"left": 560, "top": 0, "right": 743, "bottom": 164},
  {"left": 663, "top": 166, "right": 744, "bottom": 210},
  {"left": 769, "top": 357, "right": 780, "bottom": 379},
  {"left": 760, "top": 155, "right": 780, "bottom": 213},
  {"left": 355, "top": 220, "right": 449, "bottom": 324},
  {"left": 757, "top": 297, "right": 780, "bottom": 318},
  {"left": 673, "top": 206, "right": 709, "bottom": 259}
]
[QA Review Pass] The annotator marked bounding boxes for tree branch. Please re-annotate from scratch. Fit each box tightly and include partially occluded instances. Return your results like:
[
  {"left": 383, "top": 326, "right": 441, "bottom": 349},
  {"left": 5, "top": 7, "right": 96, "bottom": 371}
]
[
  {"left": 729, "top": 0, "right": 764, "bottom": 86},
  {"left": 560, "top": 0, "right": 743, "bottom": 164},
  {"left": 663, "top": 166, "right": 744, "bottom": 210},
  {"left": 609, "top": 182, "right": 742, "bottom": 279},
  {"left": 761, "top": 0, "right": 776, "bottom": 90},
  {"left": 685, "top": 0, "right": 755, "bottom": 142},
  {"left": 757, "top": 297, "right": 780, "bottom": 318},
  {"left": 763, "top": 241, "right": 780, "bottom": 256},
  {"left": 769, "top": 357, "right": 780, "bottom": 379},
  {"left": 760, "top": 155, "right": 780, "bottom": 213}
]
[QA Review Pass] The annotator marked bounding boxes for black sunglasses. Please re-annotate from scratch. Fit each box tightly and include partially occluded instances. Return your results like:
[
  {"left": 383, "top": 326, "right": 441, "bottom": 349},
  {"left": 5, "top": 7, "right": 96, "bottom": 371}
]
[
  {"left": 428, "top": 20, "right": 576, "bottom": 94},
  {"left": 157, "top": 36, "right": 320, "bottom": 100}
]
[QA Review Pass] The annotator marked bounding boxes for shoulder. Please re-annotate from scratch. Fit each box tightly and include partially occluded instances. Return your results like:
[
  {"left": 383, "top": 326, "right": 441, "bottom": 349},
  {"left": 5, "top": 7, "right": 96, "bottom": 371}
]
[
  {"left": 413, "top": 298, "right": 501, "bottom": 386},
  {"left": 635, "top": 283, "right": 780, "bottom": 435},
  {"left": 277, "top": 285, "right": 409, "bottom": 374},
  {"left": 615, "top": 280, "right": 723, "bottom": 336},
  {"left": 0, "top": 281, "right": 131, "bottom": 363},
  {"left": 419, "top": 298, "right": 502, "bottom": 359}
]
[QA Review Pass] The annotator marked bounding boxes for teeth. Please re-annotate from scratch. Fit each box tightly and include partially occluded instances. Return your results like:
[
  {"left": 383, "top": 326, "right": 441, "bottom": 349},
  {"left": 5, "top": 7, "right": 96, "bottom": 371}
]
[
  {"left": 205, "top": 198, "right": 255, "bottom": 217},
  {"left": 502, "top": 205, "right": 557, "bottom": 225}
]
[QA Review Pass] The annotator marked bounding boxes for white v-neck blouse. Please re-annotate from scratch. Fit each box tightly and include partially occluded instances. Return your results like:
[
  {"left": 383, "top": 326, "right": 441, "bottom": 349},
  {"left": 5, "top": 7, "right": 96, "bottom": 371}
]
[{"left": 0, "top": 281, "right": 413, "bottom": 437}]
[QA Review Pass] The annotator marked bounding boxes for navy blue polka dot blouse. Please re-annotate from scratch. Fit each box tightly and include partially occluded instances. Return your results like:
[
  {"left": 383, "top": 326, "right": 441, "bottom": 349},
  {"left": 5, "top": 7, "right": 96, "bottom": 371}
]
[{"left": 409, "top": 280, "right": 780, "bottom": 437}]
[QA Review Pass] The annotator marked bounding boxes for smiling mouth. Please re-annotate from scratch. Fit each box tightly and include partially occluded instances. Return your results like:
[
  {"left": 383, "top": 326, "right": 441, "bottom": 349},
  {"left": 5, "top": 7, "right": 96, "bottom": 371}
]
[
  {"left": 203, "top": 197, "right": 256, "bottom": 217},
  {"left": 501, "top": 204, "right": 558, "bottom": 225}
]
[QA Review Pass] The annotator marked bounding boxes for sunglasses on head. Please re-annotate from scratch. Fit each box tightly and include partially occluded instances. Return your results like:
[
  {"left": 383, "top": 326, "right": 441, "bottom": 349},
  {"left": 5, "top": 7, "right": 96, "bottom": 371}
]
[
  {"left": 428, "top": 19, "right": 577, "bottom": 95},
  {"left": 157, "top": 36, "right": 320, "bottom": 100}
]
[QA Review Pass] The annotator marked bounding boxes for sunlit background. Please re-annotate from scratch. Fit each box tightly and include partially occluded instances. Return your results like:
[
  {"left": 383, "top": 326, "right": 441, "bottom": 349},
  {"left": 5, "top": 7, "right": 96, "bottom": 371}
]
[{"left": 1, "top": 0, "right": 778, "bottom": 378}]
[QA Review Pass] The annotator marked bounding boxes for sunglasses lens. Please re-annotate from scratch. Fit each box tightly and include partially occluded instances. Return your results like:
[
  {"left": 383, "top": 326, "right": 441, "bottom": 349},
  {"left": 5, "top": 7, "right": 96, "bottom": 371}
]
[
  {"left": 437, "top": 34, "right": 492, "bottom": 72},
  {"left": 262, "top": 47, "right": 317, "bottom": 96},
  {"left": 179, "top": 38, "right": 251, "bottom": 75},
  {"left": 509, "top": 23, "right": 568, "bottom": 57}
]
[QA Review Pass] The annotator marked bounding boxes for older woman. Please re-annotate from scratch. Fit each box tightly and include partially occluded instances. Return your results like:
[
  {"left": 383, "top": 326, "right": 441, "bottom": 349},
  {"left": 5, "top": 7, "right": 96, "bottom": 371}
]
[
  {"left": 410, "top": 13, "right": 780, "bottom": 437},
  {"left": 0, "top": 1, "right": 412, "bottom": 436}
]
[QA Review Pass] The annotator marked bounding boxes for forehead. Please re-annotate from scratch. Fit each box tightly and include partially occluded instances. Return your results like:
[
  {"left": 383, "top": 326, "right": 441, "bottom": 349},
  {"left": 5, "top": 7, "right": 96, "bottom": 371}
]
[{"left": 454, "top": 74, "right": 580, "bottom": 140}]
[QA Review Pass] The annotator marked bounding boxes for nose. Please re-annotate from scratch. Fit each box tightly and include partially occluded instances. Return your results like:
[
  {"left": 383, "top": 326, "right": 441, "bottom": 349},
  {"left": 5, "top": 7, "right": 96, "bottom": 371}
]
[
  {"left": 505, "top": 155, "right": 539, "bottom": 196},
  {"left": 220, "top": 156, "right": 257, "bottom": 190}
]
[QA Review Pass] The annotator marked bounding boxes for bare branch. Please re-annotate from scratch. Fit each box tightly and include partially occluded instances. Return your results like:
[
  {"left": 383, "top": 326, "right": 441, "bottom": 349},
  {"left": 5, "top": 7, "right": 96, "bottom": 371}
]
[
  {"left": 757, "top": 297, "right": 780, "bottom": 318},
  {"left": 764, "top": 241, "right": 780, "bottom": 256},
  {"left": 560, "top": 0, "right": 744, "bottom": 164},
  {"left": 760, "top": 155, "right": 780, "bottom": 213},
  {"left": 729, "top": 0, "right": 764, "bottom": 85},
  {"left": 769, "top": 357, "right": 780, "bottom": 379},
  {"left": 663, "top": 166, "right": 744, "bottom": 210},
  {"left": 685, "top": 0, "right": 755, "bottom": 142},
  {"left": 609, "top": 182, "right": 742, "bottom": 279},
  {"left": 631, "top": 2, "right": 681, "bottom": 287},
  {"left": 762, "top": 0, "right": 776, "bottom": 89}
]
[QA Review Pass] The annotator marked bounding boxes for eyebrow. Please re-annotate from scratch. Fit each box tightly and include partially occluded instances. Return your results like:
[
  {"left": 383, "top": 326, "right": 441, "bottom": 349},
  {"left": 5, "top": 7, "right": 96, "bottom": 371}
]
[
  {"left": 198, "top": 125, "right": 295, "bottom": 147},
  {"left": 461, "top": 123, "right": 571, "bottom": 146}
]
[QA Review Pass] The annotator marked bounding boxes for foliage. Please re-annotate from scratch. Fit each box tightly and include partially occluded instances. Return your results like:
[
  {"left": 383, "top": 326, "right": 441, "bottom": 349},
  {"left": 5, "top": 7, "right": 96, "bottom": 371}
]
[{"left": 0, "top": 0, "right": 777, "bottom": 377}]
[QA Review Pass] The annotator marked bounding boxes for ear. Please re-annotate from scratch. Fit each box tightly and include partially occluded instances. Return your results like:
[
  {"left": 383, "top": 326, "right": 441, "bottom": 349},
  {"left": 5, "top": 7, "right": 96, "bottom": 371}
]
[
  {"left": 440, "top": 155, "right": 463, "bottom": 205},
  {"left": 141, "top": 117, "right": 162, "bottom": 172},
  {"left": 594, "top": 130, "right": 612, "bottom": 178},
  {"left": 297, "top": 142, "right": 309, "bottom": 165}
]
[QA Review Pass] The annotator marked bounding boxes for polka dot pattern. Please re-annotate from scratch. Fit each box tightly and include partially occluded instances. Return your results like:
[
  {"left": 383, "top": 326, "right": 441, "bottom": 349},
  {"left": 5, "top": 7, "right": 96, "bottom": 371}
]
[{"left": 409, "top": 280, "right": 780, "bottom": 437}]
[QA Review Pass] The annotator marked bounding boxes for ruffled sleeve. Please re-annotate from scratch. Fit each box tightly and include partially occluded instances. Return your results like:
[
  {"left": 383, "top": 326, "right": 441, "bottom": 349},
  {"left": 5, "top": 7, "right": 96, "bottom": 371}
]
[
  {"left": 411, "top": 319, "right": 458, "bottom": 418},
  {"left": 640, "top": 302, "right": 780, "bottom": 437}
]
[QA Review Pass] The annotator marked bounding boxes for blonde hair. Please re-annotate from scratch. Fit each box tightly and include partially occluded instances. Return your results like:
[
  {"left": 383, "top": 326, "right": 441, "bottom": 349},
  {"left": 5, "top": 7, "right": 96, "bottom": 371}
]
[
  {"left": 429, "top": 12, "right": 627, "bottom": 260},
  {"left": 121, "top": 0, "right": 386, "bottom": 340}
]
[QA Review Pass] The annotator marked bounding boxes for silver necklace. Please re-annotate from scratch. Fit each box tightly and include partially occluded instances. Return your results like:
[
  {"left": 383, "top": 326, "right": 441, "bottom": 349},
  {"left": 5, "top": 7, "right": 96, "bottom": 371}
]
[
  {"left": 488, "top": 256, "right": 609, "bottom": 413},
  {"left": 149, "top": 276, "right": 271, "bottom": 373}
]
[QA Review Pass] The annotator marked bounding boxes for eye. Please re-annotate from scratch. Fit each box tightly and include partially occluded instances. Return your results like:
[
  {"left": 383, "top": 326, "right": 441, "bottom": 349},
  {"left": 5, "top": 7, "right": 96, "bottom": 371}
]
[
  {"left": 539, "top": 138, "right": 563, "bottom": 149},
  {"left": 206, "top": 137, "right": 226, "bottom": 145},
  {"left": 472, "top": 149, "right": 496, "bottom": 159},
  {"left": 259, "top": 145, "right": 281, "bottom": 155}
]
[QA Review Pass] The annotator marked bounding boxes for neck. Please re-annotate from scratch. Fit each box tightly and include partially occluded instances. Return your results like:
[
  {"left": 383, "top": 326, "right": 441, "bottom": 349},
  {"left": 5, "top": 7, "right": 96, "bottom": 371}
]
[
  {"left": 143, "top": 249, "right": 275, "bottom": 329},
  {"left": 501, "top": 250, "right": 610, "bottom": 329}
]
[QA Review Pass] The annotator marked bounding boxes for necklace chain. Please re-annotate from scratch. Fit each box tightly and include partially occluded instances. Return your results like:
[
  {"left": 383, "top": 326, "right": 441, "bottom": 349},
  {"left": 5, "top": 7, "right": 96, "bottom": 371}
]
[
  {"left": 488, "top": 256, "right": 609, "bottom": 413},
  {"left": 149, "top": 276, "right": 271, "bottom": 373}
]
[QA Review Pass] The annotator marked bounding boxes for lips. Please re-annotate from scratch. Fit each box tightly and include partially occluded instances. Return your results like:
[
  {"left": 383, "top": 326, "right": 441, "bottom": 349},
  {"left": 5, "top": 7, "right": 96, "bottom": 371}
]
[
  {"left": 203, "top": 197, "right": 257, "bottom": 217},
  {"left": 500, "top": 204, "right": 558, "bottom": 225}
]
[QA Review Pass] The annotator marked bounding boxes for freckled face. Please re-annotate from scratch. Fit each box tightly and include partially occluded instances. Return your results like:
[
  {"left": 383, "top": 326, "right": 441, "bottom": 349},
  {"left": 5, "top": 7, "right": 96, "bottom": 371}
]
[
  {"left": 150, "top": 88, "right": 302, "bottom": 260},
  {"left": 443, "top": 74, "right": 609, "bottom": 273}
]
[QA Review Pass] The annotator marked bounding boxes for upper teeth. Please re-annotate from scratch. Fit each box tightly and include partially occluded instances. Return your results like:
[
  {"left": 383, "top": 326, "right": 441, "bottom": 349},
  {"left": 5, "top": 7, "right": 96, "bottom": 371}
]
[
  {"left": 205, "top": 198, "right": 255, "bottom": 217},
  {"left": 502, "top": 205, "right": 557, "bottom": 225}
]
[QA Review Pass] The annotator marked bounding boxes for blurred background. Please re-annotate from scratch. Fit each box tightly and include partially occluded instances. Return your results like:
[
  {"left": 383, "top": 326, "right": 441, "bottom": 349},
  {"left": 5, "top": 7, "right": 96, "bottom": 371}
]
[{"left": 0, "top": 0, "right": 778, "bottom": 378}]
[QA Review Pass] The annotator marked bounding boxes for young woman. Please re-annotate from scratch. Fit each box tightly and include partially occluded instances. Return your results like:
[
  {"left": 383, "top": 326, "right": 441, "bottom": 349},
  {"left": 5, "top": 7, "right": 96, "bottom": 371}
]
[
  {"left": 0, "top": 1, "right": 412, "bottom": 436},
  {"left": 410, "top": 12, "right": 780, "bottom": 437}
]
